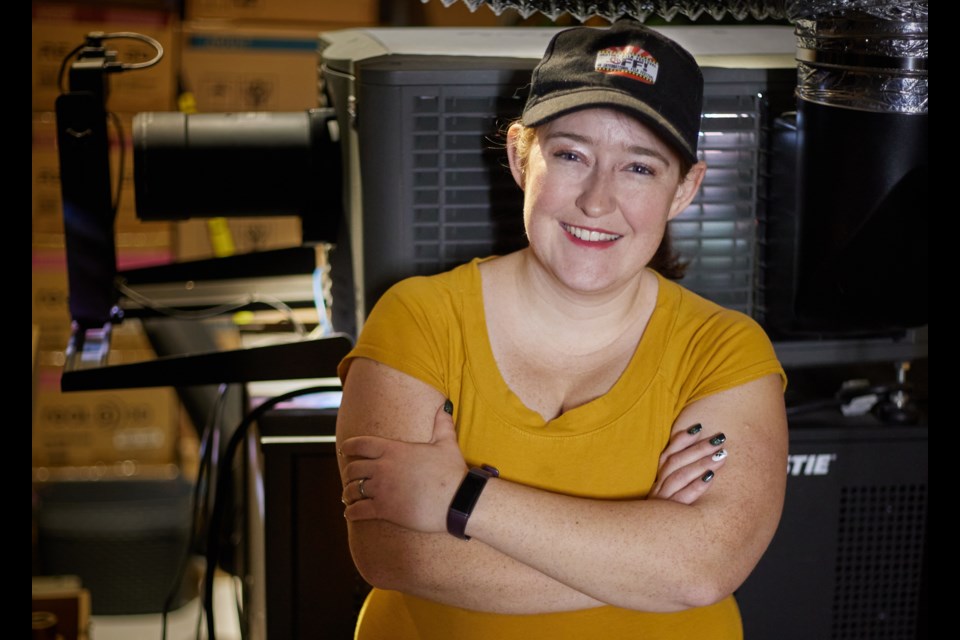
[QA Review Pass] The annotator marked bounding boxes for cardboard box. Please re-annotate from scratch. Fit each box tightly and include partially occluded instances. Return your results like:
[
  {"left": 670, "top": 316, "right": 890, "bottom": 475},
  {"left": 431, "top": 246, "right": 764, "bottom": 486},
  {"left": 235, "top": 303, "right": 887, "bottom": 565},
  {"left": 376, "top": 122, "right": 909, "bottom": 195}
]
[
  {"left": 32, "top": 2, "right": 179, "bottom": 113},
  {"left": 34, "top": 324, "right": 42, "bottom": 420},
  {"left": 31, "top": 112, "right": 63, "bottom": 241},
  {"left": 32, "top": 461, "right": 183, "bottom": 483},
  {"left": 32, "top": 576, "right": 91, "bottom": 640},
  {"left": 32, "top": 111, "right": 173, "bottom": 252},
  {"left": 32, "top": 261, "right": 73, "bottom": 355},
  {"left": 186, "top": 0, "right": 378, "bottom": 25},
  {"left": 32, "top": 250, "right": 170, "bottom": 356},
  {"left": 32, "top": 111, "right": 174, "bottom": 251},
  {"left": 180, "top": 20, "right": 349, "bottom": 112},
  {"left": 33, "top": 365, "right": 180, "bottom": 468},
  {"left": 174, "top": 216, "right": 303, "bottom": 260}
]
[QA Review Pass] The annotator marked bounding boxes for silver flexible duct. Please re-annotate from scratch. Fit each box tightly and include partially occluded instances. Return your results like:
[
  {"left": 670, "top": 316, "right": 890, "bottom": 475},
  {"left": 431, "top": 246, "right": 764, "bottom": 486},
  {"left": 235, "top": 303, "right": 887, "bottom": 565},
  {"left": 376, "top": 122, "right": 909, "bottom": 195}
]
[
  {"left": 427, "top": 0, "right": 792, "bottom": 22},
  {"left": 793, "top": 4, "right": 927, "bottom": 114},
  {"left": 426, "top": 0, "right": 925, "bottom": 25},
  {"left": 428, "top": 0, "right": 928, "bottom": 114}
]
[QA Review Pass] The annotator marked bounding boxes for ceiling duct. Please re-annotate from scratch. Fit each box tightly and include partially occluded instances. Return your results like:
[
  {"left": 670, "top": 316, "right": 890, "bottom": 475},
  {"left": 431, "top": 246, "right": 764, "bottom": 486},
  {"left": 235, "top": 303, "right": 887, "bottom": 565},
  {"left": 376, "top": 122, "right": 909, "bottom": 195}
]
[
  {"left": 793, "top": 4, "right": 927, "bottom": 115},
  {"left": 429, "top": 2, "right": 928, "bottom": 113},
  {"left": 426, "top": 1, "right": 923, "bottom": 24}
]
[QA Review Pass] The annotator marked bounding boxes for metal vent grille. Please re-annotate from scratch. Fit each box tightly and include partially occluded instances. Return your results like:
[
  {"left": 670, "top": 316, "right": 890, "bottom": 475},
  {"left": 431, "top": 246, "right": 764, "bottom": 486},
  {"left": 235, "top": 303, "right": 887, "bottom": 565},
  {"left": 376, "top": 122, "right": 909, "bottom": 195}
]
[
  {"left": 675, "top": 92, "right": 764, "bottom": 315},
  {"left": 832, "top": 484, "right": 928, "bottom": 639},
  {"left": 410, "top": 89, "right": 527, "bottom": 275}
]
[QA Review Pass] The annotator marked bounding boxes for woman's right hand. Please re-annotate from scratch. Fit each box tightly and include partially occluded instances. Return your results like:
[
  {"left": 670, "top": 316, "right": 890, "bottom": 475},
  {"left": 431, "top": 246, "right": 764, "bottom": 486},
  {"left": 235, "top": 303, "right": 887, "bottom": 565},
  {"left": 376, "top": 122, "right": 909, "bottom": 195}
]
[{"left": 648, "top": 423, "right": 728, "bottom": 504}]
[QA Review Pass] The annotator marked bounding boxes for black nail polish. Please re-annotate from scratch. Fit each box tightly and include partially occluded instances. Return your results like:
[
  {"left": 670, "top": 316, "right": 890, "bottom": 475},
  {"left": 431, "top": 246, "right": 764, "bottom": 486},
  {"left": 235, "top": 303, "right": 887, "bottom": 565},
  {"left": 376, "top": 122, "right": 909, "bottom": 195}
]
[
  {"left": 443, "top": 399, "right": 454, "bottom": 415},
  {"left": 709, "top": 433, "right": 726, "bottom": 446},
  {"left": 686, "top": 423, "right": 703, "bottom": 435},
  {"left": 701, "top": 470, "right": 715, "bottom": 483}
]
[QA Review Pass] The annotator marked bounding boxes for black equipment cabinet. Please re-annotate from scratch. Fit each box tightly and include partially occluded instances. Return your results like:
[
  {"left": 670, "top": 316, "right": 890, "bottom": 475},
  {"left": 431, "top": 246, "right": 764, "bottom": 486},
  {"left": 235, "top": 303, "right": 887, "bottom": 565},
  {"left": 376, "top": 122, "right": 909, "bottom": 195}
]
[
  {"left": 245, "top": 407, "right": 927, "bottom": 640},
  {"left": 736, "top": 416, "right": 928, "bottom": 640},
  {"left": 244, "top": 406, "right": 371, "bottom": 640}
]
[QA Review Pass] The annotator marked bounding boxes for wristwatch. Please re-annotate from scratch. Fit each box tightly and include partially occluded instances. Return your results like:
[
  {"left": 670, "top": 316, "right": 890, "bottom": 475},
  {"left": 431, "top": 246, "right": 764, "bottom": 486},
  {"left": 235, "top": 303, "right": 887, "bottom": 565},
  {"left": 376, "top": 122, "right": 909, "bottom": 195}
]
[{"left": 447, "top": 464, "right": 499, "bottom": 540}]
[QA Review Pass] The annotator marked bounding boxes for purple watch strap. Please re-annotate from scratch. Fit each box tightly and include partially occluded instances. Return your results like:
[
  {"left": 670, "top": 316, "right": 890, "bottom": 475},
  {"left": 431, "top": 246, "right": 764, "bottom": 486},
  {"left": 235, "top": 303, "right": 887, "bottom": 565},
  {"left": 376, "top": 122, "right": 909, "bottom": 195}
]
[{"left": 447, "top": 465, "right": 499, "bottom": 540}]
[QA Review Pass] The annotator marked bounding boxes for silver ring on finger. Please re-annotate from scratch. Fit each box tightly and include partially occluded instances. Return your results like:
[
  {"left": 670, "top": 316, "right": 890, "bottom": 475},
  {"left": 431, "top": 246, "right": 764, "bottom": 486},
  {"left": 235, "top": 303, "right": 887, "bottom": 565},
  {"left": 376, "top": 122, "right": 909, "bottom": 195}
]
[{"left": 358, "top": 477, "right": 368, "bottom": 499}]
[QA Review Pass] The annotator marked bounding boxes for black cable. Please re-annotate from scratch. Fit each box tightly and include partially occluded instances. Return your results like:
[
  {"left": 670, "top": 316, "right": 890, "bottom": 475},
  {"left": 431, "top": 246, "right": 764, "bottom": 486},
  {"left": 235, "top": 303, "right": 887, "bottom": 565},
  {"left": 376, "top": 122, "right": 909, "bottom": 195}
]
[
  {"left": 161, "top": 383, "right": 230, "bottom": 640},
  {"left": 785, "top": 398, "right": 841, "bottom": 416},
  {"left": 116, "top": 280, "right": 308, "bottom": 336},
  {"left": 233, "top": 574, "right": 248, "bottom": 640},
  {"left": 786, "top": 381, "right": 928, "bottom": 419},
  {"left": 56, "top": 42, "right": 87, "bottom": 95},
  {"left": 57, "top": 31, "right": 164, "bottom": 95},
  {"left": 107, "top": 111, "right": 125, "bottom": 216},
  {"left": 107, "top": 32, "right": 165, "bottom": 71},
  {"left": 202, "top": 385, "right": 340, "bottom": 640}
]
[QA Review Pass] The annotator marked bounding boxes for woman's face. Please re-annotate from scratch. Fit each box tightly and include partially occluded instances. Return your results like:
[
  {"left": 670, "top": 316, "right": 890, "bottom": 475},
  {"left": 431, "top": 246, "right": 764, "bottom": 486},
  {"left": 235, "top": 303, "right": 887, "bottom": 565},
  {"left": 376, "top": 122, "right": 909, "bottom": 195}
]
[{"left": 508, "top": 108, "right": 704, "bottom": 296}]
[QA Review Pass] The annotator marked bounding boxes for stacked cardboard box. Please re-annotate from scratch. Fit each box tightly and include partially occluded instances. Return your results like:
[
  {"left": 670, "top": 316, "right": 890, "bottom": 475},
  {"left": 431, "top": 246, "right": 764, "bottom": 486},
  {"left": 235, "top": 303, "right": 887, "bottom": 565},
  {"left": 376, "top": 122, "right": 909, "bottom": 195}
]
[
  {"left": 32, "top": 251, "right": 182, "bottom": 475},
  {"left": 32, "top": 111, "right": 174, "bottom": 253},
  {"left": 185, "top": 0, "right": 379, "bottom": 24},
  {"left": 32, "top": 2, "right": 179, "bottom": 114},
  {"left": 32, "top": 2, "right": 183, "bottom": 476},
  {"left": 32, "top": 576, "right": 91, "bottom": 640},
  {"left": 173, "top": 2, "right": 379, "bottom": 259},
  {"left": 33, "top": 371, "right": 180, "bottom": 470},
  {"left": 30, "top": 7, "right": 369, "bottom": 607},
  {"left": 31, "top": 1, "right": 179, "bottom": 259},
  {"left": 31, "top": 0, "right": 383, "bottom": 473}
]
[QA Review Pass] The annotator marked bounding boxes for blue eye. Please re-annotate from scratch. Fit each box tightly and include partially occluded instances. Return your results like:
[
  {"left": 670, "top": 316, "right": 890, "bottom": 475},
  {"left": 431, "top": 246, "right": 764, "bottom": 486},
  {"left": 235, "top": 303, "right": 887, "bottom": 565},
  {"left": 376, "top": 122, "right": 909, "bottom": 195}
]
[{"left": 629, "top": 163, "right": 655, "bottom": 176}]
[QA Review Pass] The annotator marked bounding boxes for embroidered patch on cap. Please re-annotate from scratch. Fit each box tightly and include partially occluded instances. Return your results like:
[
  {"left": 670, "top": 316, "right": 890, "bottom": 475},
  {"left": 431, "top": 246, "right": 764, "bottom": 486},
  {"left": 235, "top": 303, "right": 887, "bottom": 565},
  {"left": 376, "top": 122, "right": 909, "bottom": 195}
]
[{"left": 594, "top": 46, "right": 658, "bottom": 84}]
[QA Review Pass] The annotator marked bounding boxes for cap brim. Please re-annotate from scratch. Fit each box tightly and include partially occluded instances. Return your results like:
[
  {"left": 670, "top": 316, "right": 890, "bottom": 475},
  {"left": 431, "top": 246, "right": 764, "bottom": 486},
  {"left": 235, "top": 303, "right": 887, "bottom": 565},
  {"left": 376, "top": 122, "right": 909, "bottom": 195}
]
[{"left": 522, "top": 89, "right": 698, "bottom": 165}]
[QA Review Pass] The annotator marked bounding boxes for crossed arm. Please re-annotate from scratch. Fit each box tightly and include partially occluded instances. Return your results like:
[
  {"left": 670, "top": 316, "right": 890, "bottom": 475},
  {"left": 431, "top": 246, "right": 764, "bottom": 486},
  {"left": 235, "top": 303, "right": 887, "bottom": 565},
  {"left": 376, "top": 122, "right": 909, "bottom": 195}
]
[{"left": 335, "top": 357, "right": 788, "bottom": 614}]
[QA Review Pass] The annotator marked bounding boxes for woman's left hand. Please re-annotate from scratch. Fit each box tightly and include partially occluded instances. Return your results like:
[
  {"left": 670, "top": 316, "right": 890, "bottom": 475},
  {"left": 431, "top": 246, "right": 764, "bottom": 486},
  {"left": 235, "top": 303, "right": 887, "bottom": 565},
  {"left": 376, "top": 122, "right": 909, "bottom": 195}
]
[
  {"left": 340, "top": 400, "right": 467, "bottom": 532},
  {"left": 649, "top": 423, "right": 729, "bottom": 505}
]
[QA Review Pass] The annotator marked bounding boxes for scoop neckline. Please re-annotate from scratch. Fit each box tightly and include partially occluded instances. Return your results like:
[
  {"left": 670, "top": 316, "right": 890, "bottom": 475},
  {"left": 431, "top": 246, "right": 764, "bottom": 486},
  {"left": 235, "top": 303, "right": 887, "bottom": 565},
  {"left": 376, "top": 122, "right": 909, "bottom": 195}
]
[{"left": 461, "top": 258, "right": 677, "bottom": 434}]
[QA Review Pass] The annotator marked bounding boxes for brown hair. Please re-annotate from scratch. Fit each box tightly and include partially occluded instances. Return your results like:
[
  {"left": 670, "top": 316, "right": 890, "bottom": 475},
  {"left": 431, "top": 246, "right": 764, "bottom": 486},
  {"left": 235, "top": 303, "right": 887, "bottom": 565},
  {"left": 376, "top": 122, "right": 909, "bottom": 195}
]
[{"left": 509, "top": 122, "right": 689, "bottom": 280}]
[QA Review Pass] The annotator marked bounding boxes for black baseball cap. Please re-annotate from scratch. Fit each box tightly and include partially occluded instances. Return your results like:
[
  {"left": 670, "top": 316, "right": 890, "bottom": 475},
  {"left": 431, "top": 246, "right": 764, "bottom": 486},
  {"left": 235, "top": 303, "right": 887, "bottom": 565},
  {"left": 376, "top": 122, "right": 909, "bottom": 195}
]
[{"left": 522, "top": 21, "right": 704, "bottom": 165}]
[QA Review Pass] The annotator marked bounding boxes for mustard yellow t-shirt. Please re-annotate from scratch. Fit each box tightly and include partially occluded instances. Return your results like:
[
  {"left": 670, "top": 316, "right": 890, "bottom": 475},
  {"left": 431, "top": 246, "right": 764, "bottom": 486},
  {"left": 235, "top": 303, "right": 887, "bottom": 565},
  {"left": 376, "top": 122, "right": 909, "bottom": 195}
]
[{"left": 339, "top": 257, "right": 786, "bottom": 640}]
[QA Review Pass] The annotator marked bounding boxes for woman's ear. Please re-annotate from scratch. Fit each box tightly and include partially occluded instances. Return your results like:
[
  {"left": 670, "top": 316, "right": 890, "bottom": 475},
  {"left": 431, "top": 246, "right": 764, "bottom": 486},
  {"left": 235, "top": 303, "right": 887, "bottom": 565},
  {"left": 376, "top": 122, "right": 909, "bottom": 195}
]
[
  {"left": 505, "top": 123, "right": 526, "bottom": 190},
  {"left": 667, "top": 161, "right": 707, "bottom": 221}
]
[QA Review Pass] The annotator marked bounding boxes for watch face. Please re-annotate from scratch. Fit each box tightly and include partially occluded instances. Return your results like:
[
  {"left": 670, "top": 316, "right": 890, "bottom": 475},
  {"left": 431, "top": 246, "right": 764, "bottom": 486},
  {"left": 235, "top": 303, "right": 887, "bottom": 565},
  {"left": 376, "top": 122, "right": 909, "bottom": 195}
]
[{"left": 450, "top": 471, "right": 488, "bottom": 513}]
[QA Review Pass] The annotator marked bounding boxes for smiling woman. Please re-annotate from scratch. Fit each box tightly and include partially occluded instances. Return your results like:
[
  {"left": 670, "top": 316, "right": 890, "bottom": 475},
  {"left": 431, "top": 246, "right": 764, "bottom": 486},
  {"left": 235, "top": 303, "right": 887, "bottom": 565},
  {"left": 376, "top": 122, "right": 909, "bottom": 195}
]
[
  {"left": 507, "top": 108, "right": 705, "bottom": 300},
  {"left": 335, "top": 19, "right": 788, "bottom": 640}
]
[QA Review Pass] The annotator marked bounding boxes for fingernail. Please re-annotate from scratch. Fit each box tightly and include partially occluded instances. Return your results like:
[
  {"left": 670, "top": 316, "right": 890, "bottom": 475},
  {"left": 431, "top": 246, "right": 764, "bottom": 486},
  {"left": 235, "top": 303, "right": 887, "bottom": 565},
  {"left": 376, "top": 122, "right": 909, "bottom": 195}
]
[
  {"left": 712, "top": 449, "right": 727, "bottom": 461},
  {"left": 337, "top": 447, "right": 343, "bottom": 457},
  {"left": 443, "top": 399, "right": 454, "bottom": 415},
  {"left": 709, "top": 433, "right": 726, "bottom": 446},
  {"left": 686, "top": 423, "right": 703, "bottom": 435},
  {"left": 702, "top": 470, "right": 715, "bottom": 482}
]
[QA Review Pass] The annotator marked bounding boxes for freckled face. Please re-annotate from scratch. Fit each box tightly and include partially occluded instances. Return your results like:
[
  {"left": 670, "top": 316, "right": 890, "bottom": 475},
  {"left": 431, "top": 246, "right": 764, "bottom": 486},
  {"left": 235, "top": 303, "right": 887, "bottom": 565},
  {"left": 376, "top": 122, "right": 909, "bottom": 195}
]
[{"left": 510, "top": 108, "right": 699, "bottom": 295}]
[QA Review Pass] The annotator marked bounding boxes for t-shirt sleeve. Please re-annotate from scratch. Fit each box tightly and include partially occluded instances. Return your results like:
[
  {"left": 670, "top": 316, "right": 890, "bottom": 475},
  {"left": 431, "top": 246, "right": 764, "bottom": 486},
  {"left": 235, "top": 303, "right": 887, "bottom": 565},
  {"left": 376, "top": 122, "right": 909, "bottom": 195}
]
[
  {"left": 674, "top": 306, "right": 787, "bottom": 408},
  {"left": 337, "top": 277, "right": 452, "bottom": 394}
]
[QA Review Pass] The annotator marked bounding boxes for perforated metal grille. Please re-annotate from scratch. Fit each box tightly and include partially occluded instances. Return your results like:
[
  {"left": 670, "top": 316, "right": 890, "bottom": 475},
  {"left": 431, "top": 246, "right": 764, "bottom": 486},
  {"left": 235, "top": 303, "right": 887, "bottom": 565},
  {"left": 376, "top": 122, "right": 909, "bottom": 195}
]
[
  {"left": 832, "top": 484, "right": 927, "bottom": 639},
  {"left": 406, "top": 79, "right": 772, "bottom": 316},
  {"left": 410, "top": 89, "right": 527, "bottom": 274},
  {"left": 676, "top": 93, "right": 764, "bottom": 314}
]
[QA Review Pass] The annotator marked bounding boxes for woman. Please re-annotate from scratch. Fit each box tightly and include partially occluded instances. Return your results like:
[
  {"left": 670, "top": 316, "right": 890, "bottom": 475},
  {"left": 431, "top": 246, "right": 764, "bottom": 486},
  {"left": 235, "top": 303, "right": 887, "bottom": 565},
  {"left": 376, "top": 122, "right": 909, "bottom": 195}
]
[{"left": 336, "top": 20, "right": 788, "bottom": 639}]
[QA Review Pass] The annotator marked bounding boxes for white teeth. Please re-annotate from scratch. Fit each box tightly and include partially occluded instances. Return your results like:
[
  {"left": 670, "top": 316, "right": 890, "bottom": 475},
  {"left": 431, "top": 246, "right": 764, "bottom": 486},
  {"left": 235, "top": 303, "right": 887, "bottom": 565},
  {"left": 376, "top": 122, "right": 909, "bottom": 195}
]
[{"left": 562, "top": 223, "right": 620, "bottom": 242}]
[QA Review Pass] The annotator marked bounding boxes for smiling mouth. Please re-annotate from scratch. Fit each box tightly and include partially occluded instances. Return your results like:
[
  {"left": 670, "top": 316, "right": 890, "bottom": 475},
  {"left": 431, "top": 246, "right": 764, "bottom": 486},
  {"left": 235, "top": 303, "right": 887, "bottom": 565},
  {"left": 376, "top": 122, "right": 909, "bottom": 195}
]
[{"left": 561, "top": 223, "right": 622, "bottom": 243}]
